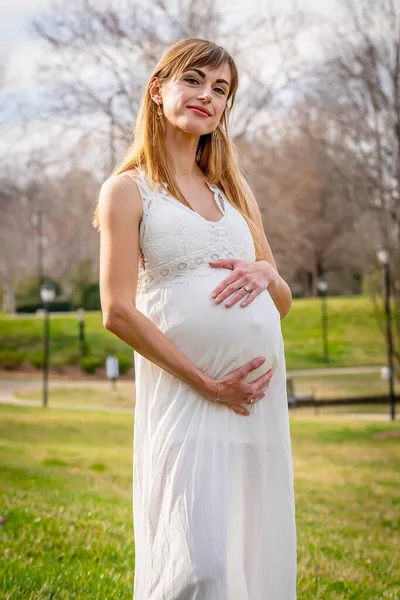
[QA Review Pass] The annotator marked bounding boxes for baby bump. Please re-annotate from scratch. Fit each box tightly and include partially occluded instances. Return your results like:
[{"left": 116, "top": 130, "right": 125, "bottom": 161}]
[{"left": 156, "top": 272, "right": 282, "bottom": 382}]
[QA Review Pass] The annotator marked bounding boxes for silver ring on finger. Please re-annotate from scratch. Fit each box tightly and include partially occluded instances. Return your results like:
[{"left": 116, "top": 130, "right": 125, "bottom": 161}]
[
  {"left": 243, "top": 285, "right": 251, "bottom": 294},
  {"left": 247, "top": 398, "right": 254, "bottom": 405}
]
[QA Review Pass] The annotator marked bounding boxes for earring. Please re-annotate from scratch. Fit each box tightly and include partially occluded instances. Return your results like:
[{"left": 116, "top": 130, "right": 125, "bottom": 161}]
[
  {"left": 212, "top": 130, "right": 218, "bottom": 140},
  {"left": 156, "top": 104, "right": 163, "bottom": 119}
]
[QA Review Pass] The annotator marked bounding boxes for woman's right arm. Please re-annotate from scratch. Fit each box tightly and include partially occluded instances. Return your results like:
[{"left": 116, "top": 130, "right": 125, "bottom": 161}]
[{"left": 98, "top": 175, "right": 270, "bottom": 415}]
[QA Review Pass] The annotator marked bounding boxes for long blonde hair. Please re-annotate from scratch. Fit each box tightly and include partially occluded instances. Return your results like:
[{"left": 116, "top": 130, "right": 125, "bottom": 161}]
[{"left": 92, "top": 38, "right": 265, "bottom": 259}]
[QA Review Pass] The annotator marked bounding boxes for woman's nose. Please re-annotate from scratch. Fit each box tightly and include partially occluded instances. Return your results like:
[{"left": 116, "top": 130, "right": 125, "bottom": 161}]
[{"left": 197, "top": 88, "right": 212, "bottom": 101}]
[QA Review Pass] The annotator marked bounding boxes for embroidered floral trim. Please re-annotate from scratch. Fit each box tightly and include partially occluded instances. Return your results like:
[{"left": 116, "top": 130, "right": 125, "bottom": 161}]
[
  {"left": 127, "top": 170, "right": 256, "bottom": 295},
  {"left": 137, "top": 246, "right": 254, "bottom": 293}
]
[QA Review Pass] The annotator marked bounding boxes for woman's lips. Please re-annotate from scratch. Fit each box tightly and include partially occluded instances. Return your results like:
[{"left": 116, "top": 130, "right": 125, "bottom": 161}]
[{"left": 188, "top": 107, "right": 211, "bottom": 118}]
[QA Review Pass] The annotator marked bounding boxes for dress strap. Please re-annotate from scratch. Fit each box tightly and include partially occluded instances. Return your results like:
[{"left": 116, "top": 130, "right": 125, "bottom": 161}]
[
  {"left": 124, "top": 169, "right": 148, "bottom": 198},
  {"left": 210, "top": 185, "right": 226, "bottom": 214}
]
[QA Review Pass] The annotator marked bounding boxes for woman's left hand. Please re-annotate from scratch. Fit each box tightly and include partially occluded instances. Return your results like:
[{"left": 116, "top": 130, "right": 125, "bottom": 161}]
[{"left": 209, "top": 258, "right": 279, "bottom": 308}]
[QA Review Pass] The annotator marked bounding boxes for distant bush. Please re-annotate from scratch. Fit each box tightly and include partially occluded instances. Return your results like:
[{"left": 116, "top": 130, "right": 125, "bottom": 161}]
[
  {"left": 80, "top": 355, "right": 103, "bottom": 374},
  {"left": 78, "top": 352, "right": 132, "bottom": 375},
  {"left": 0, "top": 349, "right": 25, "bottom": 370},
  {"left": 16, "top": 296, "right": 75, "bottom": 314},
  {"left": 51, "top": 347, "right": 82, "bottom": 368},
  {"left": 16, "top": 276, "right": 62, "bottom": 305},
  {"left": 82, "top": 282, "right": 101, "bottom": 310},
  {"left": 115, "top": 352, "right": 133, "bottom": 375},
  {"left": 26, "top": 349, "right": 44, "bottom": 369}
]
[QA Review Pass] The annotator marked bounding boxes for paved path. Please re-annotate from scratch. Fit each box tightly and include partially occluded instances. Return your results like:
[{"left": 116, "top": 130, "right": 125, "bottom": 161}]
[
  {"left": 288, "top": 366, "right": 384, "bottom": 376},
  {"left": 0, "top": 366, "right": 384, "bottom": 404},
  {"left": 0, "top": 377, "right": 134, "bottom": 410},
  {"left": 0, "top": 395, "right": 133, "bottom": 413},
  {"left": 0, "top": 372, "right": 395, "bottom": 422},
  {"left": 0, "top": 365, "right": 394, "bottom": 421},
  {"left": 1, "top": 394, "right": 393, "bottom": 420},
  {"left": 290, "top": 411, "right": 394, "bottom": 422}
]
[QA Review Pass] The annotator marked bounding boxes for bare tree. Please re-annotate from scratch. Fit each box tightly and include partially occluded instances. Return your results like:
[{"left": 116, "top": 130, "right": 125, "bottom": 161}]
[
  {"left": 1, "top": 0, "right": 318, "bottom": 308},
  {"left": 0, "top": 150, "right": 100, "bottom": 310},
  {"left": 29, "top": 0, "right": 311, "bottom": 172},
  {"left": 0, "top": 178, "right": 38, "bottom": 299},
  {"left": 238, "top": 115, "right": 365, "bottom": 296},
  {"left": 308, "top": 0, "right": 400, "bottom": 372}
]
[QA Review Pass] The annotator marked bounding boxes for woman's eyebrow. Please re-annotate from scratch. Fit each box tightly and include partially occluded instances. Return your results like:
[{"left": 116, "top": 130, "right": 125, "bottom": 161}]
[{"left": 186, "top": 67, "right": 230, "bottom": 88}]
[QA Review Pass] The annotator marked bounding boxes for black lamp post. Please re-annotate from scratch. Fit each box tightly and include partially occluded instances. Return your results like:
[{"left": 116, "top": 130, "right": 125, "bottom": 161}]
[
  {"left": 40, "top": 282, "right": 55, "bottom": 408},
  {"left": 76, "top": 308, "right": 86, "bottom": 357},
  {"left": 317, "top": 276, "right": 329, "bottom": 364},
  {"left": 376, "top": 247, "right": 396, "bottom": 421}
]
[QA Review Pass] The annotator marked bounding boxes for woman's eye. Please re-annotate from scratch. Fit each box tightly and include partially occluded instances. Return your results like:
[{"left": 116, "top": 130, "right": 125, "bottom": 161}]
[{"left": 184, "top": 77, "right": 226, "bottom": 95}]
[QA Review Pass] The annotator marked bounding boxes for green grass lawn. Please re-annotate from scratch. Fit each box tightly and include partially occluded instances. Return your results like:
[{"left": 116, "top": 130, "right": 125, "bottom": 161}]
[
  {"left": 0, "top": 295, "right": 397, "bottom": 371},
  {"left": 282, "top": 295, "right": 395, "bottom": 369},
  {"left": 1, "top": 405, "right": 399, "bottom": 599}
]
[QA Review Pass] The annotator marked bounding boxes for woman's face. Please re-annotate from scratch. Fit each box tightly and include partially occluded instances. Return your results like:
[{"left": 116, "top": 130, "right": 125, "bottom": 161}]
[{"left": 156, "top": 63, "right": 232, "bottom": 136}]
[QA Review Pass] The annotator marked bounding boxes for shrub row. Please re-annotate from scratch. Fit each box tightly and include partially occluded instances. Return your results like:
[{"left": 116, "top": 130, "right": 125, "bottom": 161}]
[{"left": 0, "top": 348, "right": 132, "bottom": 375}]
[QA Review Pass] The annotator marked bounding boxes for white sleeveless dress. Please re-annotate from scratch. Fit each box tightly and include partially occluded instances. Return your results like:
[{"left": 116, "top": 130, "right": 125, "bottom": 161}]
[{"left": 129, "top": 169, "right": 297, "bottom": 600}]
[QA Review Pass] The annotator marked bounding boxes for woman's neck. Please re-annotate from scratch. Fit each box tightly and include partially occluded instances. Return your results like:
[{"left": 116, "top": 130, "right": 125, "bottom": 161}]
[{"left": 163, "top": 127, "right": 203, "bottom": 184}]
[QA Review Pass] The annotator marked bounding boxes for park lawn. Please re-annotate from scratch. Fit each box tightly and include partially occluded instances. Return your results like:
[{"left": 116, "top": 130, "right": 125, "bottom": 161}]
[
  {"left": 0, "top": 406, "right": 135, "bottom": 600},
  {"left": 281, "top": 295, "right": 393, "bottom": 369},
  {"left": 0, "top": 295, "right": 396, "bottom": 370},
  {"left": 1, "top": 406, "right": 399, "bottom": 599}
]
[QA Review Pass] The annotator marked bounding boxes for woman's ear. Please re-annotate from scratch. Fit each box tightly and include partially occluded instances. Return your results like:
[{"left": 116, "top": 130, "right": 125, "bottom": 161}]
[{"left": 149, "top": 77, "right": 163, "bottom": 106}]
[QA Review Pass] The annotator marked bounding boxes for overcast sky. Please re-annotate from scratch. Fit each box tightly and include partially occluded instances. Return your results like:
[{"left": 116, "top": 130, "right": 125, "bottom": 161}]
[
  {"left": 0, "top": 0, "right": 341, "bottom": 84},
  {"left": 0, "top": 0, "right": 338, "bottom": 52},
  {"left": 1, "top": 0, "right": 49, "bottom": 45}
]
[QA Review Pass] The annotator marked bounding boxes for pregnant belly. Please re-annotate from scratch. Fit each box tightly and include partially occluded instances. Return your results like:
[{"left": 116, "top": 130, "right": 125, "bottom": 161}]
[{"left": 145, "top": 270, "right": 282, "bottom": 383}]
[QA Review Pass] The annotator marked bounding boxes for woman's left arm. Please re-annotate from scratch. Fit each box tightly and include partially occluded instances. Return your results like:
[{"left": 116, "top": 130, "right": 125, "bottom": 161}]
[
  {"left": 256, "top": 261, "right": 292, "bottom": 321},
  {"left": 209, "top": 186, "right": 292, "bottom": 320}
]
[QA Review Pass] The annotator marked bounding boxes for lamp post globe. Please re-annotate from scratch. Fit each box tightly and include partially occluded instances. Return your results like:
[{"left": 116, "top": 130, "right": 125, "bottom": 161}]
[
  {"left": 376, "top": 247, "right": 389, "bottom": 266},
  {"left": 317, "top": 276, "right": 328, "bottom": 294},
  {"left": 40, "top": 282, "right": 56, "bottom": 306}
]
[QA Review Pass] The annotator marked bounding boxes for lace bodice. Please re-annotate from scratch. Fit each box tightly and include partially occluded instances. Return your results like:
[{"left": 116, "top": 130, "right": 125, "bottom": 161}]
[{"left": 128, "top": 170, "right": 256, "bottom": 294}]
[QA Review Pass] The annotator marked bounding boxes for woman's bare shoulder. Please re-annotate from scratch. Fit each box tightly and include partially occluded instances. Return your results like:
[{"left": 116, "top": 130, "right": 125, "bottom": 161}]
[{"left": 99, "top": 171, "right": 144, "bottom": 225}]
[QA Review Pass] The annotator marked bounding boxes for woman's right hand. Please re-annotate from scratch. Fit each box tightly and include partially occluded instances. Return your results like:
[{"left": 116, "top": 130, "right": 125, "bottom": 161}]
[{"left": 208, "top": 356, "right": 275, "bottom": 416}]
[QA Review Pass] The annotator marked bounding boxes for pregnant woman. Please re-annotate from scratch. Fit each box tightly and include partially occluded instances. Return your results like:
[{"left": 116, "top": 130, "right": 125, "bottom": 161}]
[{"left": 94, "top": 38, "right": 297, "bottom": 599}]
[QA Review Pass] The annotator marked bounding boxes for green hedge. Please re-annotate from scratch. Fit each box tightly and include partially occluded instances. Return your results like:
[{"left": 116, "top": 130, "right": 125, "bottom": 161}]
[
  {"left": 16, "top": 297, "right": 74, "bottom": 314},
  {"left": 0, "top": 349, "right": 25, "bottom": 370}
]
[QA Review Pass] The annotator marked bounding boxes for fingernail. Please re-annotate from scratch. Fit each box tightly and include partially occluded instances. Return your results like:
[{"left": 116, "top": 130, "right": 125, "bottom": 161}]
[{"left": 211, "top": 292, "right": 217, "bottom": 298}]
